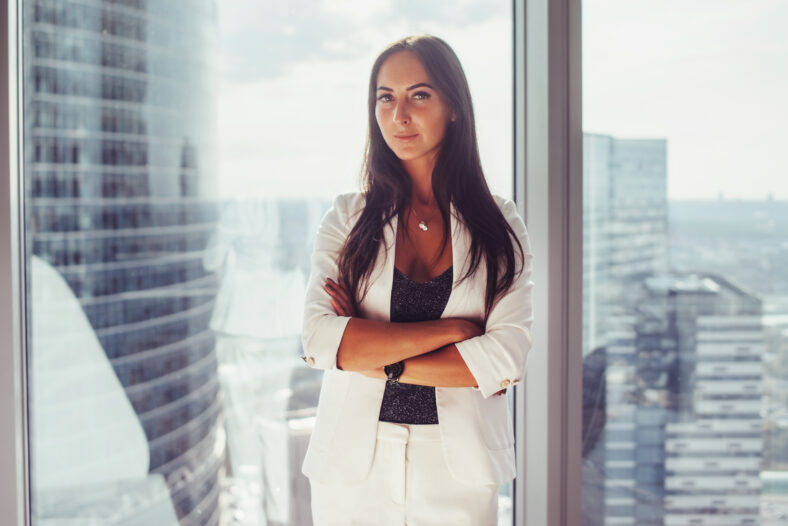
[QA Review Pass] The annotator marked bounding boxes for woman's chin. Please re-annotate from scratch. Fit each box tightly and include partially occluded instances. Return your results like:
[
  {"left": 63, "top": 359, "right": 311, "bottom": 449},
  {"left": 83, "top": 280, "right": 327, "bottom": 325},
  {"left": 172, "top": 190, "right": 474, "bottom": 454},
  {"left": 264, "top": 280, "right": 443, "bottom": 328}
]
[{"left": 392, "top": 149, "right": 433, "bottom": 163}]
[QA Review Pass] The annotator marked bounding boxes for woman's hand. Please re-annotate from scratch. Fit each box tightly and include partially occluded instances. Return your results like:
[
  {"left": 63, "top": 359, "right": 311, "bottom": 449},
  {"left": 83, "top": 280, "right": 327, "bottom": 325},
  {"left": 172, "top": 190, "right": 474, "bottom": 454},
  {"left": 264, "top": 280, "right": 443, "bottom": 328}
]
[
  {"left": 453, "top": 318, "right": 484, "bottom": 341},
  {"left": 324, "top": 277, "right": 357, "bottom": 317},
  {"left": 325, "top": 277, "right": 378, "bottom": 376},
  {"left": 357, "top": 366, "right": 386, "bottom": 380}
]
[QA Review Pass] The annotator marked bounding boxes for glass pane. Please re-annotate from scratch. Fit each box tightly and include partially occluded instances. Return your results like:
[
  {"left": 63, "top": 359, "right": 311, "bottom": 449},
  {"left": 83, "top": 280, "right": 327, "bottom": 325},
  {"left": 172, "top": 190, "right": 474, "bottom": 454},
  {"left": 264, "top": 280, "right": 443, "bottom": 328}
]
[
  {"left": 581, "top": 1, "right": 788, "bottom": 525},
  {"left": 22, "top": 1, "right": 514, "bottom": 524}
]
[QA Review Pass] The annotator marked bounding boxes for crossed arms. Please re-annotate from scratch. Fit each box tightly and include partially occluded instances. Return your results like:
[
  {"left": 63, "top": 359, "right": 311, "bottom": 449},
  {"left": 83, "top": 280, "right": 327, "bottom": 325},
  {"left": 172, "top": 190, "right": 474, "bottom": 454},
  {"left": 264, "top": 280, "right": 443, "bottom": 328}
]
[
  {"left": 300, "top": 194, "right": 534, "bottom": 398},
  {"left": 324, "top": 277, "right": 483, "bottom": 387}
]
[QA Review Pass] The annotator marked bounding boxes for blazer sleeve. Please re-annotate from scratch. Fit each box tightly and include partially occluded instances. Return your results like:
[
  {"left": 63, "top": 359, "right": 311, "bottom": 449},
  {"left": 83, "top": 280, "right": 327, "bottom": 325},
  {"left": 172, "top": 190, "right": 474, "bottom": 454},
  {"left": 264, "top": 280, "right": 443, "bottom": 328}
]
[
  {"left": 454, "top": 198, "right": 535, "bottom": 398},
  {"left": 300, "top": 193, "right": 354, "bottom": 370}
]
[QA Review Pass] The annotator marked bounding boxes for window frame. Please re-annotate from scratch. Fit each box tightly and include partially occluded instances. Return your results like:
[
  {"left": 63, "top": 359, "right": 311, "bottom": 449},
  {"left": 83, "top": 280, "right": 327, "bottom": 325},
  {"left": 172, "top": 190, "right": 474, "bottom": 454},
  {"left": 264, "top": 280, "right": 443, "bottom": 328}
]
[
  {"left": 513, "top": 0, "right": 583, "bottom": 524},
  {"left": 1, "top": 0, "right": 31, "bottom": 525}
]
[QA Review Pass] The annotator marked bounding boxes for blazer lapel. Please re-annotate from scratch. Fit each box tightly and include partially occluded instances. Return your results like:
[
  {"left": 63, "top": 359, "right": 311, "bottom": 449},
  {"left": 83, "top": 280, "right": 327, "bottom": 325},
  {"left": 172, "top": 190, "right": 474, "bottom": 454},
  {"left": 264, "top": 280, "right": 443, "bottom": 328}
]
[
  {"left": 358, "top": 212, "right": 396, "bottom": 322},
  {"left": 444, "top": 200, "right": 473, "bottom": 318}
]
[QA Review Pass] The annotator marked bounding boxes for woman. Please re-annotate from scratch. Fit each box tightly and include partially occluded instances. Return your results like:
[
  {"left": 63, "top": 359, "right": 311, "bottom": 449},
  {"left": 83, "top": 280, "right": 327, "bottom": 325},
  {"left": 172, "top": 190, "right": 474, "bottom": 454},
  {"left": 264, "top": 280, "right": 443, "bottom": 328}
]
[{"left": 300, "top": 35, "right": 534, "bottom": 525}]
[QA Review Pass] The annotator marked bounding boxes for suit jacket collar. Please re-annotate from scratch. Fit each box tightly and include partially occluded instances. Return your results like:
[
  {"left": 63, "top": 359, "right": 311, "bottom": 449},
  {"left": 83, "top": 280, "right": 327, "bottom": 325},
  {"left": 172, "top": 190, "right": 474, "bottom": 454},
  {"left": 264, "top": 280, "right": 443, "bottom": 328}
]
[{"left": 362, "top": 200, "right": 471, "bottom": 322}]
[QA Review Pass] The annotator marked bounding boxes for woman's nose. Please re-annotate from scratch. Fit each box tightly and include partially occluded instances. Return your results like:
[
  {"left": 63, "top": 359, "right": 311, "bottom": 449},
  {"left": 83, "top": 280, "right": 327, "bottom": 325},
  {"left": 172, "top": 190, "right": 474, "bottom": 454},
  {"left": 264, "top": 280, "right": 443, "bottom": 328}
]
[{"left": 393, "top": 102, "right": 410, "bottom": 125}]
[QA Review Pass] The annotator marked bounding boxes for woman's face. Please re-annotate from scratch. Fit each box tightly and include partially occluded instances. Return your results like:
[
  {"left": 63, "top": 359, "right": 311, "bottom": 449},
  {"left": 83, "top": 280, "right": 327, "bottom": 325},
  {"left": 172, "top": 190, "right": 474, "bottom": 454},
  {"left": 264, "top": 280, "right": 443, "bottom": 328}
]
[{"left": 374, "top": 51, "right": 454, "bottom": 164}]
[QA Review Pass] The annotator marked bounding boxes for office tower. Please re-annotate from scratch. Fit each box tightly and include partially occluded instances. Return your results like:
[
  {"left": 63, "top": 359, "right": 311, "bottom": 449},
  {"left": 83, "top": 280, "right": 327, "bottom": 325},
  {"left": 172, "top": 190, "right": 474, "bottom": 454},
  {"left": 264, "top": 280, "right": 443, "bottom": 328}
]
[
  {"left": 664, "top": 313, "right": 763, "bottom": 523},
  {"left": 582, "top": 132, "right": 669, "bottom": 525},
  {"left": 24, "top": 1, "right": 223, "bottom": 523},
  {"left": 583, "top": 133, "right": 669, "bottom": 357},
  {"left": 600, "top": 273, "right": 763, "bottom": 525}
]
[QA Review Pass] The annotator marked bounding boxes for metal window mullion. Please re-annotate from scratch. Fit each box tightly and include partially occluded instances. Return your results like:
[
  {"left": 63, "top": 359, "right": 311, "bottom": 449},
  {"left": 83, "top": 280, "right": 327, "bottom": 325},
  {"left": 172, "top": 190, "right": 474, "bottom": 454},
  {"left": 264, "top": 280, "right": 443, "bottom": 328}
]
[
  {"left": 519, "top": 0, "right": 583, "bottom": 524},
  {"left": 512, "top": 0, "right": 527, "bottom": 524},
  {"left": 0, "top": 1, "right": 31, "bottom": 525}
]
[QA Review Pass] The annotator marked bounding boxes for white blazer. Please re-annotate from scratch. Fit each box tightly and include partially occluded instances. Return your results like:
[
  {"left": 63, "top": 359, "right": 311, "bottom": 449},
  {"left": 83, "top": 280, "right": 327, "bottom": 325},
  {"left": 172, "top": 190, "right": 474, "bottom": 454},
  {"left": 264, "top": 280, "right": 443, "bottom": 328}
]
[{"left": 300, "top": 191, "right": 534, "bottom": 486}]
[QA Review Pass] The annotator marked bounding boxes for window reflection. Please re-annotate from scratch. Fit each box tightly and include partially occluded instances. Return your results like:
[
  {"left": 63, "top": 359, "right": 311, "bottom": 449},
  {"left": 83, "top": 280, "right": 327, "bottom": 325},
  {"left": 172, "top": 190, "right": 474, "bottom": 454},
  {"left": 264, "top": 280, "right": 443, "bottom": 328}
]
[{"left": 26, "top": 0, "right": 222, "bottom": 523}]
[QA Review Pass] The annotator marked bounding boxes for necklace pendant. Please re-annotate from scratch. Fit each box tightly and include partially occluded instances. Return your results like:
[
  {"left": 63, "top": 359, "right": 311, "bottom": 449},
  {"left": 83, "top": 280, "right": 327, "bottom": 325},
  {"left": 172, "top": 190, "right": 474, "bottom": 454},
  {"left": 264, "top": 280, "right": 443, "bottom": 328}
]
[{"left": 418, "top": 221, "right": 428, "bottom": 232}]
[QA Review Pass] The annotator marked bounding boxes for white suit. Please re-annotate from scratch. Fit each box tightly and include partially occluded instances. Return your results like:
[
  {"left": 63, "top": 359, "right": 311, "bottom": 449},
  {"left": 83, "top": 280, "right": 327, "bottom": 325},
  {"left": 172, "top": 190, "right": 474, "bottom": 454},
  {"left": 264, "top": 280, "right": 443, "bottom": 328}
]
[{"left": 300, "top": 191, "right": 534, "bottom": 490}]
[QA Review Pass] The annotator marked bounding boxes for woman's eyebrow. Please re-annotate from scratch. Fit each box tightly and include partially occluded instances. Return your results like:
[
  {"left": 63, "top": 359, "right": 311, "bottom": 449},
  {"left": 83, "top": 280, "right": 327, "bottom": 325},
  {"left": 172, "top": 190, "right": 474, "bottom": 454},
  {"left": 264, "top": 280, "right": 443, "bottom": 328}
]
[{"left": 376, "top": 82, "right": 435, "bottom": 92}]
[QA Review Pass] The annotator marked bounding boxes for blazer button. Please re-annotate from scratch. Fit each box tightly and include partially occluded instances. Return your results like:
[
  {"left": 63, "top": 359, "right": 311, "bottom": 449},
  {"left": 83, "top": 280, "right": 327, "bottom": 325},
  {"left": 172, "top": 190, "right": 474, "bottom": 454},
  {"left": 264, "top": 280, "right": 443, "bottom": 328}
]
[
  {"left": 500, "top": 379, "right": 511, "bottom": 388},
  {"left": 301, "top": 355, "right": 316, "bottom": 367}
]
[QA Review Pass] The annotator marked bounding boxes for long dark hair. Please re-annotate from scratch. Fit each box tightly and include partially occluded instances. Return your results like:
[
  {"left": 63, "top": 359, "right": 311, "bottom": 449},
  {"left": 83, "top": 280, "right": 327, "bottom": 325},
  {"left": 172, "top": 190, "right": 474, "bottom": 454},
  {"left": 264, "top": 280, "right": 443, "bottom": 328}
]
[{"left": 337, "top": 34, "right": 524, "bottom": 324}]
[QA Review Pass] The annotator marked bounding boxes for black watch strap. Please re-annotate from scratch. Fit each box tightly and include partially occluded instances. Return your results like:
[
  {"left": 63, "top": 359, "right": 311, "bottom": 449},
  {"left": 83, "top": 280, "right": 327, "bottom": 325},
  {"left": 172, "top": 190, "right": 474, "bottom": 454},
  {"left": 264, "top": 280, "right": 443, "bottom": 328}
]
[{"left": 384, "top": 360, "right": 404, "bottom": 384}]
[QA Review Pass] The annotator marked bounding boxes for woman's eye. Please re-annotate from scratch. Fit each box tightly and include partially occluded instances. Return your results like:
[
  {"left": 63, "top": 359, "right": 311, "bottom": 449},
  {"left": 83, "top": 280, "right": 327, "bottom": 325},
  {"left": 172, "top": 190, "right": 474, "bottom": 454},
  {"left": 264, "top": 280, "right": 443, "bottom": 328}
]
[
  {"left": 377, "top": 94, "right": 392, "bottom": 102},
  {"left": 413, "top": 91, "right": 430, "bottom": 100}
]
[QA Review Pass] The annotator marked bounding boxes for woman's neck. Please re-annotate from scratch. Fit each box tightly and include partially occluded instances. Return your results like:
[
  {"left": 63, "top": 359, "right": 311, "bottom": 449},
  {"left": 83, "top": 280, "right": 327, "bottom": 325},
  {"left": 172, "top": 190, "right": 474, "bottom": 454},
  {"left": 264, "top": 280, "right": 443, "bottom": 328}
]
[{"left": 402, "top": 155, "right": 438, "bottom": 208}]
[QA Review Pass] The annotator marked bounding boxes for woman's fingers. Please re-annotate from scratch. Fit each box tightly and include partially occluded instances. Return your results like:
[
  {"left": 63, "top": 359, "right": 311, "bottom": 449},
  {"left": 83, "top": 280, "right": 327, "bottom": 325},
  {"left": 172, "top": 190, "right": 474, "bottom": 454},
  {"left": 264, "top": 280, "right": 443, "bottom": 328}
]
[
  {"left": 325, "top": 278, "right": 351, "bottom": 304},
  {"left": 330, "top": 297, "right": 353, "bottom": 317},
  {"left": 329, "top": 297, "right": 347, "bottom": 316},
  {"left": 326, "top": 284, "right": 354, "bottom": 316},
  {"left": 324, "top": 277, "right": 356, "bottom": 317},
  {"left": 358, "top": 367, "right": 386, "bottom": 380},
  {"left": 325, "top": 279, "right": 355, "bottom": 316},
  {"left": 325, "top": 283, "right": 350, "bottom": 313}
]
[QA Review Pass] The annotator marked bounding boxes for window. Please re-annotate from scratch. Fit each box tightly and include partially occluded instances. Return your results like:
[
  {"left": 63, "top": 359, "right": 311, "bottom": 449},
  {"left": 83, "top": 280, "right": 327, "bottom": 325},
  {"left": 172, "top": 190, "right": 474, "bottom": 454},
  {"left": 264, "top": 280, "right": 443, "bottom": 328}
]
[
  {"left": 581, "top": 1, "right": 788, "bottom": 524},
  {"left": 14, "top": 1, "right": 517, "bottom": 525}
]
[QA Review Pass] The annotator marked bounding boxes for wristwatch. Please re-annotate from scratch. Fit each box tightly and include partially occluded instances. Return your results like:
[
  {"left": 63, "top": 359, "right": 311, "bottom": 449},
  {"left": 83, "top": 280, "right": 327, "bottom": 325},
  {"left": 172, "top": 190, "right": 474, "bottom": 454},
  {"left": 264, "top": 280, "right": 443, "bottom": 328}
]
[{"left": 384, "top": 360, "right": 404, "bottom": 384}]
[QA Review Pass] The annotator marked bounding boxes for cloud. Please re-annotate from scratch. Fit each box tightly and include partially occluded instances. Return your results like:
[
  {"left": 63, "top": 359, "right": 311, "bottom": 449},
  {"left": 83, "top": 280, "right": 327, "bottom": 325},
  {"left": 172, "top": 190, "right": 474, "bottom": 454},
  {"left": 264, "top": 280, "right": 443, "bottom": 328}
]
[
  {"left": 217, "top": 0, "right": 507, "bottom": 83},
  {"left": 216, "top": 2, "right": 514, "bottom": 199}
]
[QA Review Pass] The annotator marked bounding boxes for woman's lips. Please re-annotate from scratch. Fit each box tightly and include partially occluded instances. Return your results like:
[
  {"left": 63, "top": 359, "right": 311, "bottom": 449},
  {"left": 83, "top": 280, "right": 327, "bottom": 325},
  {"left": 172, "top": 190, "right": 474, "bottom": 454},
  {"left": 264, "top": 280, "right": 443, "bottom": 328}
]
[{"left": 394, "top": 134, "right": 418, "bottom": 142}]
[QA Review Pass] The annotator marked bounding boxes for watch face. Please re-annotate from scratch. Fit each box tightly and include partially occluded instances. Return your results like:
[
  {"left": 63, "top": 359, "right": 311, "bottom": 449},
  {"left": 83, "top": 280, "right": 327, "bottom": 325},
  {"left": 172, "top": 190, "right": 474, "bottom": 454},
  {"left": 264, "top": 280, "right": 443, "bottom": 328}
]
[
  {"left": 385, "top": 361, "right": 404, "bottom": 379},
  {"left": 392, "top": 361, "right": 404, "bottom": 377}
]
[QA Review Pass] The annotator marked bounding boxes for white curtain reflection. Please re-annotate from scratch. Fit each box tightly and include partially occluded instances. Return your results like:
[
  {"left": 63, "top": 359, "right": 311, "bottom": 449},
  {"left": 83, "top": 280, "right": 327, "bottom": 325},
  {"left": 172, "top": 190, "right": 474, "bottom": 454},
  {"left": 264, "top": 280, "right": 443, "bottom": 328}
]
[
  {"left": 204, "top": 199, "right": 308, "bottom": 525},
  {"left": 30, "top": 255, "right": 179, "bottom": 525}
]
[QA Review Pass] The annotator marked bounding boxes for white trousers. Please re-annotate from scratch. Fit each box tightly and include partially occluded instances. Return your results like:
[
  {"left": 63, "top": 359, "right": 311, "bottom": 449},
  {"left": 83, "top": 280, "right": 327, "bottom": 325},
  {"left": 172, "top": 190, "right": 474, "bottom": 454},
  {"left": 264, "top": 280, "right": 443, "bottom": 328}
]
[{"left": 309, "top": 421, "right": 499, "bottom": 526}]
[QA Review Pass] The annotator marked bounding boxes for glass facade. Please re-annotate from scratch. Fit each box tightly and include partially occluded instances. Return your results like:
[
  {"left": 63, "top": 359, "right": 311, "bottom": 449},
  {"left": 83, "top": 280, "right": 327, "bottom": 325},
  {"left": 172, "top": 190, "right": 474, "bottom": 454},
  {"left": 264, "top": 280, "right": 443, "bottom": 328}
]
[
  {"left": 21, "top": 1, "right": 515, "bottom": 524},
  {"left": 12, "top": 0, "right": 788, "bottom": 524},
  {"left": 25, "top": 0, "right": 222, "bottom": 524},
  {"left": 582, "top": 1, "right": 788, "bottom": 524}
]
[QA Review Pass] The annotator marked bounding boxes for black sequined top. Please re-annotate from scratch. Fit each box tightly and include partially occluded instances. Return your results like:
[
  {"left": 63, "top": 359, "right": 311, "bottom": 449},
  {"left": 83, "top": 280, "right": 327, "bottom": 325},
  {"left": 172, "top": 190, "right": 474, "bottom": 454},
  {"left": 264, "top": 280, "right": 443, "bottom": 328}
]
[{"left": 378, "top": 264, "right": 453, "bottom": 425}]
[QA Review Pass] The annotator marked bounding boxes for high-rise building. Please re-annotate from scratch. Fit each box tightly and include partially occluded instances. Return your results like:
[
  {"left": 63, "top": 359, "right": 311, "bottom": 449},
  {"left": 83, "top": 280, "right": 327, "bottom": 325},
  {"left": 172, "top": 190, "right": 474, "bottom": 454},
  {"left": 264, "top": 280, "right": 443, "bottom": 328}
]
[
  {"left": 24, "top": 1, "right": 223, "bottom": 523},
  {"left": 582, "top": 132, "right": 670, "bottom": 525},
  {"left": 583, "top": 133, "right": 669, "bottom": 357},
  {"left": 664, "top": 313, "right": 763, "bottom": 524},
  {"left": 599, "top": 274, "right": 763, "bottom": 525}
]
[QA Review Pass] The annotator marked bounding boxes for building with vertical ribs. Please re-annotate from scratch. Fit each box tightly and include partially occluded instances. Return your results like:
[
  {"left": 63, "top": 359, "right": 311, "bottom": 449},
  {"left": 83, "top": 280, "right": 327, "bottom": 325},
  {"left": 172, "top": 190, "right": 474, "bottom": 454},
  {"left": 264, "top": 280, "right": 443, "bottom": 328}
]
[{"left": 24, "top": 1, "right": 223, "bottom": 524}]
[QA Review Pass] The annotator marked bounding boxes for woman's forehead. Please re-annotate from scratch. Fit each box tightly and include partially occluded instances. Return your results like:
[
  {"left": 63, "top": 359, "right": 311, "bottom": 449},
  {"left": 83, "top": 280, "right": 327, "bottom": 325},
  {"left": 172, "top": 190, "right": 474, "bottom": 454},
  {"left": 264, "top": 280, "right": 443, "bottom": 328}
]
[{"left": 376, "top": 52, "right": 432, "bottom": 89}]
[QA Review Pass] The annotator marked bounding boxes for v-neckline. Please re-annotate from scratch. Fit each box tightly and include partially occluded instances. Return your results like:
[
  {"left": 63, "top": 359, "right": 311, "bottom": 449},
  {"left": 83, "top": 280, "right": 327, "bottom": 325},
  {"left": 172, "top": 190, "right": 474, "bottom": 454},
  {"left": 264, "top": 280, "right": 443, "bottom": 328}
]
[
  {"left": 392, "top": 208, "right": 454, "bottom": 285},
  {"left": 376, "top": 198, "right": 466, "bottom": 324},
  {"left": 393, "top": 264, "right": 453, "bottom": 285}
]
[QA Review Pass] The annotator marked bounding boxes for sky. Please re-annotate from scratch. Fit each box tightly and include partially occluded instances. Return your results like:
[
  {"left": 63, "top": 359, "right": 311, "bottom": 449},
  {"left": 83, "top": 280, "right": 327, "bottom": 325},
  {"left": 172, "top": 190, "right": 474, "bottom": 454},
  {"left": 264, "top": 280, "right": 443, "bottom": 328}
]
[
  {"left": 582, "top": 0, "right": 788, "bottom": 200},
  {"left": 215, "top": 0, "right": 788, "bottom": 201},
  {"left": 215, "top": 0, "right": 513, "bottom": 200}
]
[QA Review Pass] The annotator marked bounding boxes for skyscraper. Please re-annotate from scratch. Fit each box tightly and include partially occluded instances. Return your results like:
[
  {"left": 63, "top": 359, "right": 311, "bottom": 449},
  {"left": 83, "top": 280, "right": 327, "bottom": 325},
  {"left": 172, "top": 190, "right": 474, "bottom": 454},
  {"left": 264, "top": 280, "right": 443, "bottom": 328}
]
[
  {"left": 24, "top": 1, "right": 223, "bottom": 523},
  {"left": 583, "top": 133, "right": 669, "bottom": 357},
  {"left": 664, "top": 309, "right": 763, "bottom": 524},
  {"left": 599, "top": 273, "right": 763, "bottom": 525}
]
